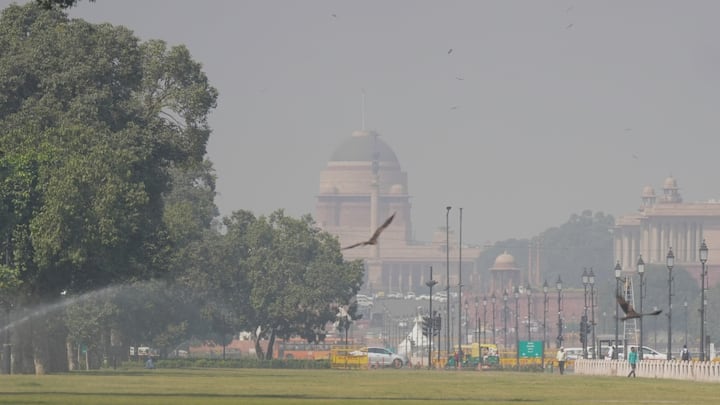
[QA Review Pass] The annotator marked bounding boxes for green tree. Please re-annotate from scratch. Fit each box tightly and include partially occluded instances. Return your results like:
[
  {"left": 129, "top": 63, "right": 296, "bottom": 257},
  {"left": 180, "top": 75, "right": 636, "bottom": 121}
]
[
  {"left": 35, "top": 0, "right": 94, "bottom": 9},
  {"left": 0, "top": 4, "right": 217, "bottom": 373},
  {"left": 217, "top": 210, "right": 364, "bottom": 360}
]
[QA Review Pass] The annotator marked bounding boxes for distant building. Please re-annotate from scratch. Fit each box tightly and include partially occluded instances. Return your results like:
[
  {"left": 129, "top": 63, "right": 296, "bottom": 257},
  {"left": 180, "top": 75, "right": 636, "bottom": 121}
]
[
  {"left": 315, "top": 130, "right": 483, "bottom": 294},
  {"left": 614, "top": 176, "right": 720, "bottom": 286}
]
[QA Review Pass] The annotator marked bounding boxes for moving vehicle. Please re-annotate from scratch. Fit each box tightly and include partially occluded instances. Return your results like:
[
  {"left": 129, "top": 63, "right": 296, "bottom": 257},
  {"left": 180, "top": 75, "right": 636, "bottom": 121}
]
[{"left": 350, "top": 347, "right": 408, "bottom": 368}]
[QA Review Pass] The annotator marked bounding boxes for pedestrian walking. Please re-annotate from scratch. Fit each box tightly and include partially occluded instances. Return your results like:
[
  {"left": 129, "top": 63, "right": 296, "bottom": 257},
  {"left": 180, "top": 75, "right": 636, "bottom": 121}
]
[
  {"left": 556, "top": 347, "right": 566, "bottom": 375},
  {"left": 627, "top": 346, "right": 637, "bottom": 378},
  {"left": 681, "top": 345, "right": 690, "bottom": 361},
  {"left": 606, "top": 345, "right": 614, "bottom": 360}
]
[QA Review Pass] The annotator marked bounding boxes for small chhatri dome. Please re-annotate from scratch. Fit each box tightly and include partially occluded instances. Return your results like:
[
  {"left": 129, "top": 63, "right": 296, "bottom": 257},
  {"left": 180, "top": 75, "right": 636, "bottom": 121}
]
[
  {"left": 641, "top": 186, "right": 655, "bottom": 197},
  {"left": 663, "top": 176, "right": 678, "bottom": 190},
  {"left": 493, "top": 251, "right": 516, "bottom": 270}
]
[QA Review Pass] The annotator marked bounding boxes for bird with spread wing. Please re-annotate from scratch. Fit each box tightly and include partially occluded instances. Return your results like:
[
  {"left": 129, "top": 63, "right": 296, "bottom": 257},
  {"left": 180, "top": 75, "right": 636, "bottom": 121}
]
[
  {"left": 616, "top": 294, "right": 662, "bottom": 320},
  {"left": 342, "top": 212, "right": 396, "bottom": 250}
]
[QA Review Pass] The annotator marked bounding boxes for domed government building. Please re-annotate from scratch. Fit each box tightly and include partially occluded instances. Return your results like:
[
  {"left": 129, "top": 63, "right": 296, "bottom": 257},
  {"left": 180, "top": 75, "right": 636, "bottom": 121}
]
[{"left": 315, "top": 130, "right": 484, "bottom": 295}]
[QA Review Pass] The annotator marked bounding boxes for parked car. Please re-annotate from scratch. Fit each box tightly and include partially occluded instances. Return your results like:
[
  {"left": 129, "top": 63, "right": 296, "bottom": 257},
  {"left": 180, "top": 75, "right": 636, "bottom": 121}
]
[
  {"left": 617, "top": 345, "right": 667, "bottom": 360},
  {"left": 563, "top": 347, "right": 585, "bottom": 360},
  {"left": 350, "top": 347, "right": 408, "bottom": 368}
]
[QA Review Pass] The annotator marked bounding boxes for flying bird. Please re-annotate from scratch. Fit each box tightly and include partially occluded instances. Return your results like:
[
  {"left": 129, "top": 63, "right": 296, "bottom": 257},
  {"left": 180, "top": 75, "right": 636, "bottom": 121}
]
[
  {"left": 447, "top": 48, "right": 453, "bottom": 54},
  {"left": 455, "top": 76, "right": 464, "bottom": 81},
  {"left": 616, "top": 294, "right": 662, "bottom": 320},
  {"left": 342, "top": 212, "right": 396, "bottom": 250},
  {"left": 565, "top": 23, "right": 574, "bottom": 29}
]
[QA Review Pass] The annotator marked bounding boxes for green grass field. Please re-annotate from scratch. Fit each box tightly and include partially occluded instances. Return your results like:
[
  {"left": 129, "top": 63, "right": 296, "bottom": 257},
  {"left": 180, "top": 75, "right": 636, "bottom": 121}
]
[{"left": 0, "top": 367, "right": 718, "bottom": 405}]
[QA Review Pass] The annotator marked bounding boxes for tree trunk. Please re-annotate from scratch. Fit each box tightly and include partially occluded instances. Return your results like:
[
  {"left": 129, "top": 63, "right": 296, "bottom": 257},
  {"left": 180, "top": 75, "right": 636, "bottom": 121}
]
[
  {"left": 66, "top": 338, "right": 77, "bottom": 371},
  {"left": 31, "top": 318, "right": 49, "bottom": 375},
  {"left": 266, "top": 331, "right": 276, "bottom": 360},
  {"left": 254, "top": 336, "right": 265, "bottom": 360}
]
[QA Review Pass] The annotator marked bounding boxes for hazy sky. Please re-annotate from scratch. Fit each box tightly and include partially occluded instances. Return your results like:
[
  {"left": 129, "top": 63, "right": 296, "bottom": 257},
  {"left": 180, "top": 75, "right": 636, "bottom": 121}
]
[{"left": 4, "top": 0, "right": 720, "bottom": 245}]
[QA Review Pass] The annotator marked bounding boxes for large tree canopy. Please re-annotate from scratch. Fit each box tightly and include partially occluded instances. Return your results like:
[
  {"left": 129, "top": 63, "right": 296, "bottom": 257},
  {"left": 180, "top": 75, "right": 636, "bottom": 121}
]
[{"left": 0, "top": 4, "right": 217, "bottom": 372}]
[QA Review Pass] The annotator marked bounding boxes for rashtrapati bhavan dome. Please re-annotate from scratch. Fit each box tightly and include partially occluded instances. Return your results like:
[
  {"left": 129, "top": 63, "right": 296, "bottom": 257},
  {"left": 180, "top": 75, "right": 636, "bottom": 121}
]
[
  {"left": 315, "top": 130, "right": 483, "bottom": 294},
  {"left": 614, "top": 176, "right": 720, "bottom": 285}
]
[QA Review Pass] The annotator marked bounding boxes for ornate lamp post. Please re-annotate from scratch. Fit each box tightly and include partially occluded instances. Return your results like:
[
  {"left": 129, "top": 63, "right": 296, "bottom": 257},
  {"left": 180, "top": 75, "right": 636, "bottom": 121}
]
[
  {"left": 614, "top": 261, "right": 622, "bottom": 359},
  {"left": 425, "top": 266, "right": 438, "bottom": 369},
  {"left": 542, "top": 280, "right": 548, "bottom": 368},
  {"left": 556, "top": 276, "right": 563, "bottom": 348},
  {"left": 474, "top": 296, "right": 479, "bottom": 343},
  {"left": 666, "top": 247, "right": 674, "bottom": 361},
  {"left": 503, "top": 290, "right": 508, "bottom": 350},
  {"left": 526, "top": 284, "right": 532, "bottom": 341},
  {"left": 514, "top": 286, "right": 520, "bottom": 369},
  {"left": 491, "top": 292, "right": 496, "bottom": 345},
  {"left": 700, "top": 240, "right": 708, "bottom": 361},
  {"left": 589, "top": 268, "right": 596, "bottom": 359},
  {"left": 637, "top": 255, "right": 645, "bottom": 361},
  {"left": 582, "top": 268, "right": 589, "bottom": 359},
  {"left": 684, "top": 298, "right": 688, "bottom": 346},
  {"left": 464, "top": 299, "right": 469, "bottom": 345},
  {"left": 482, "top": 296, "right": 488, "bottom": 344}
]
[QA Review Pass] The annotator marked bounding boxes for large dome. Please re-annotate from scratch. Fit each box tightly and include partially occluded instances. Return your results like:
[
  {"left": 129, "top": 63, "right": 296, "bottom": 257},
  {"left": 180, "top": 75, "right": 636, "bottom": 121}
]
[{"left": 329, "top": 130, "right": 399, "bottom": 163}]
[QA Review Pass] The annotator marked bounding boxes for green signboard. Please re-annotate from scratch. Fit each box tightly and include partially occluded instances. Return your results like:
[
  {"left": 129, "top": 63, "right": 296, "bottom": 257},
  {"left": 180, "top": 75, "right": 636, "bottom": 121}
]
[{"left": 519, "top": 340, "right": 543, "bottom": 358}]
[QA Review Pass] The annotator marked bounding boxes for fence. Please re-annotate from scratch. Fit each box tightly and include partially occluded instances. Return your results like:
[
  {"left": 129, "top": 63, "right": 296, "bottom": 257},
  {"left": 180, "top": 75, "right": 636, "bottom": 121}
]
[{"left": 574, "top": 359, "right": 720, "bottom": 382}]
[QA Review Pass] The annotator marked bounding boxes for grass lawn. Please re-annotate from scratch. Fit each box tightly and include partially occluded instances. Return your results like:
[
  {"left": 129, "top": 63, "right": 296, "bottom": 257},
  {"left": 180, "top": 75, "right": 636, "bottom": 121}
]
[{"left": 0, "top": 367, "right": 718, "bottom": 405}]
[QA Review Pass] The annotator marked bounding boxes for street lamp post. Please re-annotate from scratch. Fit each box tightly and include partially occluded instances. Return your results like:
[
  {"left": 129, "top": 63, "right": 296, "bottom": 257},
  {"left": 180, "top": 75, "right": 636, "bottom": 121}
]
[
  {"left": 491, "top": 293, "right": 496, "bottom": 345},
  {"left": 526, "top": 284, "right": 532, "bottom": 341},
  {"left": 637, "top": 255, "right": 645, "bottom": 361},
  {"left": 653, "top": 306, "right": 659, "bottom": 348},
  {"left": 445, "top": 206, "right": 451, "bottom": 355},
  {"left": 556, "top": 276, "right": 563, "bottom": 348},
  {"left": 458, "top": 208, "right": 463, "bottom": 362},
  {"left": 684, "top": 299, "right": 688, "bottom": 346},
  {"left": 582, "top": 268, "right": 589, "bottom": 359},
  {"left": 503, "top": 290, "right": 508, "bottom": 350},
  {"left": 667, "top": 247, "right": 674, "bottom": 361},
  {"left": 514, "top": 286, "right": 520, "bottom": 369},
  {"left": 464, "top": 299, "right": 469, "bottom": 345},
  {"left": 474, "top": 297, "right": 479, "bottom": 344},
  {"left": 482, "top": 296, "right": 488, "bottom": 344},
  {"left": 542, "top": 280, "right": 548, "bottom": 368},
  {"left": 589, "top": 269, "right": 596, "bottom": 359},
  {"left": 614, "top": 261, "right": 622, "bottom": 359},
  {"left": 425, "top": 266, "right": 438, "bottom": 369},
  {"left": 700, "top": 240, "right": 708, "bottom": 361}
]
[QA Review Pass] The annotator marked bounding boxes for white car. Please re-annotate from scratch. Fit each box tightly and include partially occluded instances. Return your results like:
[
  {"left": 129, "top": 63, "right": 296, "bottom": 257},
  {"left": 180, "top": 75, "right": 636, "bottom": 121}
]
[
  {"left": 350, "top": 347, "right": 408, "bottom": 368},
  {"left": 614, "top": 345, "right": 667, "bottom": 360}
]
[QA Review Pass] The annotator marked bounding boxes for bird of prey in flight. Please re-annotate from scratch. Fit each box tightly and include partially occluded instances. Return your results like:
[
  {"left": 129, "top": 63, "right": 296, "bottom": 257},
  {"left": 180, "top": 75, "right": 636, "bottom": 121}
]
[
  {"left": 342, "top": 212, "right": 396, "bottom": 250},
  {"left": 616, "top": 294, "right": 662, "bottom": 320}
]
